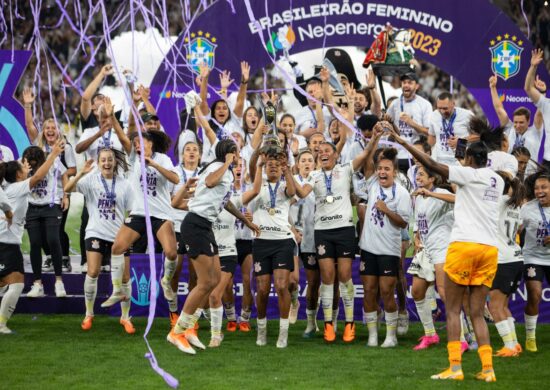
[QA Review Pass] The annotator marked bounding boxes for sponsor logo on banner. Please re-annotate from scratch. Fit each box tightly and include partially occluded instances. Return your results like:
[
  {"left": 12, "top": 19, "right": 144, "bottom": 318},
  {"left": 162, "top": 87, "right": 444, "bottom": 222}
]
[
  {"left": 489, "top": 34, "right": 524, "bottom": 80},
  {"left": 498, "top": 92, "right": 531, "bottom": 103},
  {"left": 266, "top": 25, "right": 296, "bottom": 55},
  {"left": 131, "top": 267, "right": 159, "bottom": 306},
  {"left": 184, "top": 31, "right": 217, "bottom": 74}
]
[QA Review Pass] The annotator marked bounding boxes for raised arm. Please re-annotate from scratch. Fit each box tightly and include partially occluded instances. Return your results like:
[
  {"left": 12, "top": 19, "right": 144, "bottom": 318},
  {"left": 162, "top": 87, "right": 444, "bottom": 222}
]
[
  {"left": 205, "top": 153, "right": 234, "bottom": 188},
  {"left": 194, "top": 105, "right": 217, "bottom": 145},
  {"left": 224, "top": 200, "right": 261, "bottom": 237},
  {"left": 283, "top": 158, "right": 296, "bottom": 197},
  {"left": 233, "top": 61, "right": 250, "bottom": 118},
  {"left": 198, "top": 63, "right": 210, "bottom": 115},
  {"left": 81, "top": 64, "right": 113, "bottom": 120},
  {"left": 145, "top": 157, "right": 179, "bottom": 185},
  {"left": 104, "top": 97, "right": 131, "bottom": 154},
  {"left": 64, "top": 159, "right": 94, "bottom": 193},
  {"left": 366, "top": 69, "right": 382, "bottom": 117},
  {"left": 489, "top": 75, "right": 510, "bottom": 127},
  {"left": 22, "top": 87, "right": 38, "bottom": 142},
  {"left": 242, "top": 155, "right": 264, "bottom": 204},
  {"left": 533, "top": 75, "right": 547, "bottom": 130},
  {"left": 29, "top": 139, "right": 64, "bottom": 188},
  {"left": 138, "top": 85, "right": 156, "bottom": 115},
  {"left": 525, "top": 49, "right": 544, "bottom": 104},
  {"left": 360, "top": 125, "right": 384, "bottom": 178}
]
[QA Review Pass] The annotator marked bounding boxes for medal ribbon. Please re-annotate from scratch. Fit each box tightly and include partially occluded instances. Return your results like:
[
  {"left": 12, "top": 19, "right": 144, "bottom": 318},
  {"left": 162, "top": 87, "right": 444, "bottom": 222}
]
[
  {"left": 323, "top": 169, "right": 333, "bottom": 196},
  {"left": 379, "top": 183, "right": 396, "bottom": 201},
  {"left": 442, "top": 110, "right": 457, "bottom": 137},
  {"left": 268, "top": 181, "right": 280, "bottom": 210},
  {"left": 539, "top": 203, "right": 549, "bottom": 237}
]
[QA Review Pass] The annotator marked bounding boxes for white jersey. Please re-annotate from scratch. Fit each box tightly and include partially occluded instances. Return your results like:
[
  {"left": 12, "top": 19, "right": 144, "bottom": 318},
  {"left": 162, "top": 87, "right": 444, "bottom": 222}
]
[
  {"left": 290, "top": 174, "right": 315, "bottom": 253},
  {"left": 78, "top": 127, "right": 124, "bottom": 161},
  {"left": 448, "top": 166, "right": 504, "bottom": 247},
  {"left": 170, "top": 166, "right": 199, "bottom": 233},
  {"left": 0, "top": 179, "right": 31, "bottom": 244},
  {"left": 534, "top": 95, "right": 550, "bottom": 161},
  {"left": 233, "top": 184, "right": 254, "bottom": 241},
  {"left": 307, "top": 162, "right": 355, "bottom": 230},
  {"left": 188, "top": 161, "right": 234, "bottom": 223},
  {"left": 496, "top": 195, "right": 522, "bottom": 264},
  {"left": 504, "top": 122, "right": 543, "bottom": 160},
  {"left": 429, "top": 107, "right": 474, "bottom": 165},
  {"left": 359, "top": 177, "right": 412, "bottom": 257},
  {"left": 28, "top": 159, "right": 67, "bottom": 206},
  {"left": 77, "top": 173, "right": 132, "bottom": 242},
  {"left": 386, "top": 94, "right": 432, "bottom": 159},
  {"left": 213, "top": 194, "right": 242, "bottom": 257},
  {"left": 35, "top": 137, "right": 77, "bottom": 170},
  {"left": 414, "top": 188, "right": 454, "bottom": 256},
  {"left": 128, "top": 153, "right": 176, "bottom": 220},
  {"left": 248, "top": 179, "right": 294, "bottom": 240},
  {"left": 0, "top": 145, "right": 14, "bottom": 162},
  {"left": 200, "top": 114, "right": 244, "bottom": 164},
  {"left": 520, "top": 200, "right": 550, "bottom": 265},
  {"left": 294, "top": 105, "right": 332, "bottom": 135},
  {"left": 487, "top": 150, "right": 518, "bottom": 177},
  {"left": 348, "top": 136, "right": 369, "bottom": 163}
]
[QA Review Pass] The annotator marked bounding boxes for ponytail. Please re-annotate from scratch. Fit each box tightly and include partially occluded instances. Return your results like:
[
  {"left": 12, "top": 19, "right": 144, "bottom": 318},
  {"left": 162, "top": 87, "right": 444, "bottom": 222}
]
[
  {"left": 0, "top": 161, "right": 22, "bottom": 184},
  {"left": 496, "top": 170, "right": 524, "bottom": 208}
]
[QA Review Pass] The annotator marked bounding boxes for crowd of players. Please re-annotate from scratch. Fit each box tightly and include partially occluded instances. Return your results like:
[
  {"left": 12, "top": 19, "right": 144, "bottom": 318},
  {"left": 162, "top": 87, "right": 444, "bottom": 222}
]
[{"left": 1, "top": 47, "right": 550, "bottom": 382}]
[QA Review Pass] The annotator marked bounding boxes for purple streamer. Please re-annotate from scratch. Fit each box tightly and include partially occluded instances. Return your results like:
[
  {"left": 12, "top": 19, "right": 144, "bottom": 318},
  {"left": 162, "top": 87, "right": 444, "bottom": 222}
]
[
  {"left": 450, "top": 76, "right": 454, "bottom": 94},
  {"left": 520, "top": 0, "right": 531, "bottom": 40}
]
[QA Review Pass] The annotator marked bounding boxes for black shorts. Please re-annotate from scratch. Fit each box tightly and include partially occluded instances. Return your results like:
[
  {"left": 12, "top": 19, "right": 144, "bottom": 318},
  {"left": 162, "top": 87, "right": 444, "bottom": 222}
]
[
  {"left": 85, "top": 237, "right": 113, "bottom": 259},
  {"left": 220, "top": 256, "right": 237, "bottom": 275},
  {"left": 179, "top": 213, "right": 218, "bottom": 258},
  {"left": 360, "top": 250, "right": 399, "bottom": 277},
  {"left": 252, "top": 238, "right": 295, "bottom": 276},
  {"left": 175, "top": 232, "right": 187, "bottom": 255},
  {"left": 25, "top": 203, "right": 62, "bottom": 229},
  {"left": 524, "top": 264, "right": 550, "bottom": 283},
  {"left": 236, "top": 239, "right": 253, "bottom": 265},
  {"left": 491, "top": 261, "right": 523, "bottom": 295},
  {"left": 0, "top": 243, "right": 24, "bottom": 277},
  {"left": 125, "top": 216, "right": 166, "bottom": 254},
  {"left": 314, "top": 226, "right": 356, "bottom": 260},
  {"left": 301, "top": 252, "right": 319, "bottom": 270}
]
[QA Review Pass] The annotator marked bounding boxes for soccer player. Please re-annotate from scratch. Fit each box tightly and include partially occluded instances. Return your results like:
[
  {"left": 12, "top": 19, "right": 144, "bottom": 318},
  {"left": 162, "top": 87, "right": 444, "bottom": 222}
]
[
  {"left": 391, "top": 126, "right": 503, "bottom": 382},
  {"left": 0, "top": 140, "right": 63, "bottom": 333},
  {"left": 521, "top": 173, "right": 550, "bottom": 352},
  {"left": 64, "top": 148, "right": 133, "bottom": 332}
]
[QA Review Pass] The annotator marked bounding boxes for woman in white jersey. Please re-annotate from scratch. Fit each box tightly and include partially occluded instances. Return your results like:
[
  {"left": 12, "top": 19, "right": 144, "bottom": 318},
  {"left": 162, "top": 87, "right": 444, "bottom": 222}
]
[
  {"left": 294, "top": 133, "right": 374, "bottom": 344},
  {"left": 359, "top": 126, "right": 412, "bottom": 349},
  {"left": 22, "top": 146, "right": 68, "bottom": 298},
  {"left": 168, "top": 139, "right": 259, "bottom": 355},
  {"left": 65, "top": 148, "right": 133, "bottom": 333},
  {"left": 0, "top": 140, "right": 63, "bottom": 333},
  {"left": 521, "top": 173, "right": 550, "bottom": 353},
  {"left": 487, "top": 172, "right": 524, "bottom": 356},
  {"left": 408, "top": 166, "right": 454, "bottom": 350}
]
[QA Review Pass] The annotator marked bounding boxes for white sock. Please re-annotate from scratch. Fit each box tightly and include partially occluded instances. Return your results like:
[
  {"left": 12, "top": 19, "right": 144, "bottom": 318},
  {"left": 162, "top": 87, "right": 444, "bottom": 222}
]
[
  {"left": 162, "top": 258, "right": 177, "bottom": 283},
  {"left": 224, "top": 302, "right": 236, "bottom": 321},
  {"left": 257, "top": 317, "right": 267, "bottom": 329},
  {"left": 365, "top": 311, "right": 378, "bottom": 337},
  {"left": 210, "top": 306, "right": 223, "bottom": 338},
  {"left": 426, "top": 285, "right": 438, "bottom": 311},
  {"left": 305, "top": 309, "right": 316, "bottom": 332},
  {"left": 507, "top": 317, "right": 517, "bottom": 344},
  {"left": 84, "top": 275, "right": 98, "bottom": 316},
  {"left": 175, "top": 312, "right": 193, "bottom": 333},
  {"left": 168, "top": 296, "right": 178, "bottom": 313},
  {"left": 280, "top": 318, "right": 289, "bottom": 330},
  {"left": 525, "top": 314, "right": 538, "bottom": 339},
  {"left": 385, "top": 311, "right": 398, "bottom": 338},
  {"left": 495, "top": 320, "right": 516, "bottom": 349},
  {"left": 240, "top": 307, "right": 251, "bottom": 322},
  {"left": 339, "top": 280, "right": 355, "bottom": 323},
  {"left": 120, "top": 281, "right": 131, "bottom": 320},
  {"left": 0, "top": 283, "right": 24, "bottom": 325},
  {"left": 291, "top": 288, "right": 299, "bottom": 305},
  {"left": 110, "top": 254, "right": 124, "bottom": 293},
  {"left": 191, "top": 308, "right": 203, "bottom": 327},
  {"left": 415, "top": 299, "right": 436, "bottom": 336},
  {"left": 320, "top": 283, "right": 333, "bottom": 322}
]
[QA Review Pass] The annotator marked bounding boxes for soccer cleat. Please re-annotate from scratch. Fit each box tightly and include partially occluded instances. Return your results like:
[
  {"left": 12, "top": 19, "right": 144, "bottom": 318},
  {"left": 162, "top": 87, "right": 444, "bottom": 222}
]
[
  {"left": 303, "top": 329, "right": 316, "bottom": 339},
  {"left": 367, "top": 333, "right": 378, "bottom": 347},
  {"left": 160, "top": 278, "right": 176, "bottom": 301},
  {"left": 226, "top": 321, "right": 237, "bottom": 332},
  {"left": 239, "top": 321, "right": 251, "bottom": 332},
  {"left": 460, "top": 341, "right": 469, "bottom": 354},
  {"left": 62, "top": 257, "right": 72, "bottom": 273},
  {"left": 475, "top": 370, "right": 496, "bottom": 382},
  {"left": 167, "top": 330, "right": 196, "bottom": 355},
  {"left": 0, "top": 284, "right": 7, "bottom": 296},
  {"left": 100, "top": 291, "right": 127, "bottom": 308},
  {"left": 381, "top": 336, "right": 398, "bottom": 348},
  {"left": 289, "top": 300, "right": 300, "bottom": 325},
  {"left": 526, "top": 338, "right": 537, "bottom": 352},
  {"left": 413, "top": 334, "right": 440, "bottom": 350},
  {"left": 277, "top": 328, "right": 288, "bottom": 348},
  {"left": 495, "top": 347, "right": 518, "bottom": 357},
  {"left": 324, "top": 322, "right": 336, "bottom": 343},
  {"left": 515, "top": 343, "right": 523, "bottom": 354},
  {"left": 184, "top": 328, "right": 205, "bottom": 350},
  {"left": 0, "top": 324, "right": 13, "bottom": 334},
  {"left": 120, "top": 318, "right": 136, "bottom": 334},
  {"left": 42, "top": 257, "right": 53, "bottom": 272},
  {"left": 431, "top": 368, "right": 464, "bottom": 381},
  {"left": 256, "top": 326, "right": 267, "bottom": 346},
  {"left": 342, "top": 322, "right": 355, "bottom": 343},
  {"left": 81, "top": 316, "right": 93, "bottom": 331},
  {"left": 169, "top": 312, "right": 179, "bottom": 328},
  {"left": 27, "top": 283, "right": 45, "bottom": 298},
  {"left": 55, "top": 281, "right": 67, "bottom": 298},
  {"left": 81, "top": 263, "right": 88, "bottom": 274},
  {"left": 208, "top": 335, "right": 223, "bottom": 348},
  {"left": 397, "top": 312, "right": 409, "bottom": 336}
]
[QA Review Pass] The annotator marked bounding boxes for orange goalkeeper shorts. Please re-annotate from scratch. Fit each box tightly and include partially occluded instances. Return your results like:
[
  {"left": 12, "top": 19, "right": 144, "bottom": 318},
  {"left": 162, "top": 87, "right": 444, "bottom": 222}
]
[{"left": 444, "top": 242, "right": 498, "bottom": 288}]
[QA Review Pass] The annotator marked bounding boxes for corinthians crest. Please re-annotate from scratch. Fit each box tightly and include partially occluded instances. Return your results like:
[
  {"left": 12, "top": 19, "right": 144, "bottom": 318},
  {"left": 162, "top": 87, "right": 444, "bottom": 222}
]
[
  {"left": 489, "top": 34, "right": 524, "bottom": 81},
  {"left": 184, "top": 31, "right": 217, "bottom": 74}
]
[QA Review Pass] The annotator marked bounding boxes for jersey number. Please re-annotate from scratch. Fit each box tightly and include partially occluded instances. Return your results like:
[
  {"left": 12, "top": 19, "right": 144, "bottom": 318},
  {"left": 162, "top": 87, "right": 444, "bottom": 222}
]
[{"left": 504, "top": 220, "right": 519, "bottom": 245}]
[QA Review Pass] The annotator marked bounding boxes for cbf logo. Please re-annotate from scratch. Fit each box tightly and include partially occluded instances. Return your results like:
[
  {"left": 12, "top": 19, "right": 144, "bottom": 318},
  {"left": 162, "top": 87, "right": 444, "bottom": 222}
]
[
  {"left": 184, "top": 31, "right": 217, "bottom": 74},
  {"left": 130, "top": 268, "right": 159, "bottom": 306},
  {"left": 489, "top": 34, "right": 524, "bottom": 80}
]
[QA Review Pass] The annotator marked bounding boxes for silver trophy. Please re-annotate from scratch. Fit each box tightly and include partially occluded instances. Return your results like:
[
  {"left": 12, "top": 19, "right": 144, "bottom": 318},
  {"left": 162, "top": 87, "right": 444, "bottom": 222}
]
[{"left": 261, "top": 100, "right": 281, "bottom": 147}]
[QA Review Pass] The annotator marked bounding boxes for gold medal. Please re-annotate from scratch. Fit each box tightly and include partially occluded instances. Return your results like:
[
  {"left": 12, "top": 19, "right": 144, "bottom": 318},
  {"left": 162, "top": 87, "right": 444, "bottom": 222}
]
[
  {"left": 326, "top": 195, "right": 334, "bottom": 204},
  {"left": 269, "top": 208, "right": 276, "bottom": 216}
]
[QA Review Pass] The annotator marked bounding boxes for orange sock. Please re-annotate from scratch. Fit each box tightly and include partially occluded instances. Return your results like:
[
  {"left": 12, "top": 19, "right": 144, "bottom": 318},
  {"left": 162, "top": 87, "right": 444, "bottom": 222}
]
[
  {"left": 448, "top": 341, "right": 462, "bottom": 369},
  {"left": 478, "top": 344, "right": 493, "bottom": 371}
]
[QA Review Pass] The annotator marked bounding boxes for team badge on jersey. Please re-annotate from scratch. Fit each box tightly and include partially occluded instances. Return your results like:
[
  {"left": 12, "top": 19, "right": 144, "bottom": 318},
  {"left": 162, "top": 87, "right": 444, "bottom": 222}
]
[
  {"left": 184, "top": 31, "right": 217, "bottom": 75},
  {"left": 254, "top": 262, "right": 261, "bottom": 273},
  {"left": 317, "top": 245, "right": 326, "bottom": 256},
  {"left": 307, "top": 255, "right": 316, "bottom": 266},
  {"left": 526, "top": 266, "right": 536, "bottom": 278},
  {"left": 91, "top": 240, "right": 100, "bottom": 250},
  {"left": 489, "top": 34, "right": 524, "bottom": 81}
]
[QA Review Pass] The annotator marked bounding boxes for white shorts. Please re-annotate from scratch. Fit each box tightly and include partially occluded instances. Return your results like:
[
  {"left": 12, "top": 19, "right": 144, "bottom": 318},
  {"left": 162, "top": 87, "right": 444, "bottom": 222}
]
[
  {"left": 428, "top": 247, "right": 447, "bottom": 265},
  {"left": 407, "top": 249, "right": 435, "bottom": 282}
]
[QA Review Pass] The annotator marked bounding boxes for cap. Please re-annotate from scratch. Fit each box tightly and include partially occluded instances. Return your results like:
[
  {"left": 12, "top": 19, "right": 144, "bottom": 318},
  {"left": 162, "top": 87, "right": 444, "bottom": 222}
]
[
  {"left": 141, "top": 112, "right": 159, "bottom": 122},
  {"left": 400, "top": 72, "right": 419, "bottom": 82}
]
